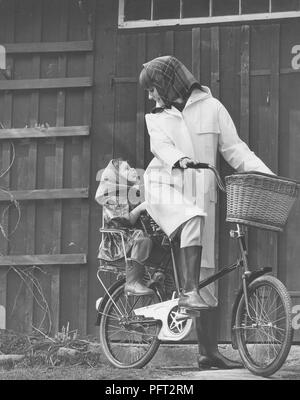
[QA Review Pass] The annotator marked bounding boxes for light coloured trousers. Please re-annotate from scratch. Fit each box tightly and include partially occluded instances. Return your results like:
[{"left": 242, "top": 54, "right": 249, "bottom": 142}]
[
  {"left": 174, "top": 216, "right": 205, "bottom": 248},
  {"left": 131, "top": 215, "right": 203, "bottom": 263}
]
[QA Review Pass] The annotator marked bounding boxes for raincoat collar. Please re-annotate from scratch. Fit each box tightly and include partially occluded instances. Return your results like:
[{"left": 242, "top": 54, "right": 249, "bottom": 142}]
[
  {"left": 185, "top": 86, "right": 212, "bottom": 106},
  {"left": 160, "top": 86, "right": 212, "bottom": 117}
]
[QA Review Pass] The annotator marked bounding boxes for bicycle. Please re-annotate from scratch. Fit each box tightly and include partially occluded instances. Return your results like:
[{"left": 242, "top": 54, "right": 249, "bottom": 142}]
[{"left": 95, "top": 164, "right": 299, "bottom": 377}]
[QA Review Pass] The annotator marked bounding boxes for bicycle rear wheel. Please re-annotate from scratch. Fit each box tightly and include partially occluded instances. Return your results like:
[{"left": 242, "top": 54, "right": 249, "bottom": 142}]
[
  {"left": 100, "top": 281, "right": 162, "bottom": 369},
  {"left": 234, "top": 275, "right": 293, "bottom": 377}
]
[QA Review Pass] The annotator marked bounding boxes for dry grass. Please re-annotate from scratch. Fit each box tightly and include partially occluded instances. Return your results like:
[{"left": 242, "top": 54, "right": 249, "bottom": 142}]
[{"left": 0, "top": 328, "right": 102, "bottom": 369}]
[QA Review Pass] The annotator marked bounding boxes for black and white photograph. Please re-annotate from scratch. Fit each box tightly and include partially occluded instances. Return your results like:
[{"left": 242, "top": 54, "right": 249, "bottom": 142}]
[{"left": 0, "top": 0, "right": 300, "bottom": 385}]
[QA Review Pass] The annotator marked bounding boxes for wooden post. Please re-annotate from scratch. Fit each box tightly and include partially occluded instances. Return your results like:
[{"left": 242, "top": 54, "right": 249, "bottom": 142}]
[
  {"left": 0, "top": 0, "right": 15, "bottom": 331},
  {"left": 77, "top": 0, "right": 96, "bottom": 336},
  {"left": 48, "top": 0, "right": 69, "bottom": 337}
]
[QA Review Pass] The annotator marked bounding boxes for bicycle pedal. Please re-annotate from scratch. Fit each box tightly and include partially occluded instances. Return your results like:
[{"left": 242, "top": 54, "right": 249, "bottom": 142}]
[
  {"left": 175, "top": 312, "right": 189, "bottom": 321},
  {"left": 186, "top": 309, "right": 202, "bottom": 317},
  {"left": 175, "top": 308, "right": 191, "bottom": 321},
  {"left": 177, "top": 307, "right": 201, "bottom": 319}
]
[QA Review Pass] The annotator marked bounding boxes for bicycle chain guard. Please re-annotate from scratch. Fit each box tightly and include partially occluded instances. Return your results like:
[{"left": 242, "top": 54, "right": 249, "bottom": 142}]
[{"left": 133, "top": 298, "right": 193, "bottom": 341}]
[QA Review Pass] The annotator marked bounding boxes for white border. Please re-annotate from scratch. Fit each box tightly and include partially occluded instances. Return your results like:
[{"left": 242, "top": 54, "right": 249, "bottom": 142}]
[{"left": 118, "top": 0, "right": 300, "bottom": 29}]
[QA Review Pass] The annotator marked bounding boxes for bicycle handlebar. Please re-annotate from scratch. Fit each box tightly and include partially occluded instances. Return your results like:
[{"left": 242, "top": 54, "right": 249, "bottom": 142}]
[
  {"left": 191, "top": 162, "right": 210, "bottom": 169},
  {"left": 179, "top": 162, "right": 226, "bottom": 192}
]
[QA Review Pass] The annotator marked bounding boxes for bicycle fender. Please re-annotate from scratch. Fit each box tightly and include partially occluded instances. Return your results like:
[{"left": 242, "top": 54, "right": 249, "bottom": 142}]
[
  {"left": 95, "top": 278, "right": 125, "bottom": 326},
  {"left": 231, "top": 267, "right": 272, "bottom": 349}
]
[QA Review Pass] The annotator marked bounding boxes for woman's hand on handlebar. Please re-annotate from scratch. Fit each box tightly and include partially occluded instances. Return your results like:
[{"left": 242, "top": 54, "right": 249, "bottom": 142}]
[
  {"left": 174, "top": 158, "right": 225, "bottom": 191},
  {"left": 178, "top": 157, "right": 200, "bottom": 169}
]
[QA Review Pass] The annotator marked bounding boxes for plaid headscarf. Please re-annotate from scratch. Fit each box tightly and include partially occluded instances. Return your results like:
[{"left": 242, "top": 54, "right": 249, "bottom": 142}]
[{"left": 140, "top": 56, "right": 201, "bottom": 110}]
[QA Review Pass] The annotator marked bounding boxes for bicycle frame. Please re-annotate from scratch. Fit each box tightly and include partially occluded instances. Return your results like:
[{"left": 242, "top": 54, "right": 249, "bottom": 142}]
[
  {"left": 170, "top": 222, "right": 270, "bottom": 320},
  {"left": 96, "top": 164, "right": 272, "bottom": 324}
]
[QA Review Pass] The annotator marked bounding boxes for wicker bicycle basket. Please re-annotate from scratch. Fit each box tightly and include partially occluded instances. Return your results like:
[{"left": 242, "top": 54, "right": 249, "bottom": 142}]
[{"left": 225, "top": 172, "right": 299, "bottom": 232}]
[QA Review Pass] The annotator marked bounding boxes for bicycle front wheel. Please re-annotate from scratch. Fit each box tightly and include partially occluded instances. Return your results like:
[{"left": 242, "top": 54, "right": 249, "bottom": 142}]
[
  {"left": 234, "top": 275, "right": 293, "bottom": 377},
  {"left": 100, "top": 281, "right": 162, "bottom": 369}
]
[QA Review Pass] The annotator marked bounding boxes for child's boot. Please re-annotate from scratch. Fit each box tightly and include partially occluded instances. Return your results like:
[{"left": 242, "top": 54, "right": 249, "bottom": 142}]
[{"left": 124, "top": 260, "right": 154, "bottom": 296}]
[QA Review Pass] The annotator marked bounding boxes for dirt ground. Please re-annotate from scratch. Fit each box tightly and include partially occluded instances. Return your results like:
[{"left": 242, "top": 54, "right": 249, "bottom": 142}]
[
  {"left": 0, "top": 360, "right": 299, "bottom": 381},
  {"left": 0, "top": 344, "right": 299, "bottom": 381}
]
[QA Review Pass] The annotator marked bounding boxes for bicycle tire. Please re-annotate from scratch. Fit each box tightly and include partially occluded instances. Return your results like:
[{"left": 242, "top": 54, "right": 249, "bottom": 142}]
[
  {"left": 234, "top": 275, "right": 293, "bottom": 377},
  {"left": 100, "top": 280, "right": 162, "bottom": 369}
]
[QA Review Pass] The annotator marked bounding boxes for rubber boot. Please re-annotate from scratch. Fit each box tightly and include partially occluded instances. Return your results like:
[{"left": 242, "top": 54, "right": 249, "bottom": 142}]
[
  {"left": 195, "top": 310, "right": 243, "bottom": 370},
  {"left": 178, "top": 246, "right": 209, "bottom": 310},
  {"left": 124, "top": 259, "right": 154, "bottom": 296}
]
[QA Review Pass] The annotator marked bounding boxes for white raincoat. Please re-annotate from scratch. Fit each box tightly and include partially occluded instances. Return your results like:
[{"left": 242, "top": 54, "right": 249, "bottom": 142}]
[{"left": 144, "top": 86, "right": 273, "bottom": 273}]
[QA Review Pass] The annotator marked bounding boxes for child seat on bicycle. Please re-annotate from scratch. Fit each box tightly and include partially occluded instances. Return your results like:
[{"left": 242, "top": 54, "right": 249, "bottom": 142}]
[{"left": 95, "top": 158, "right": 154, "bottom": 296}]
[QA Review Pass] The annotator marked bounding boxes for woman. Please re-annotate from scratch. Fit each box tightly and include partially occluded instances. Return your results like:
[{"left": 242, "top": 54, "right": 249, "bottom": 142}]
[
  {"left": 95, "top": 158, "right": 154, "bottom": 296},
  {"left": 139, "top": 56, "right": 274, "bottom": 369}
]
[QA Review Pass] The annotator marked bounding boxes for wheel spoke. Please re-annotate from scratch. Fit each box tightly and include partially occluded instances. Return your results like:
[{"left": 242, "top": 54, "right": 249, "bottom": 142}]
[
  {"left": 107, "top": 328, "right": 126, "bottom": 338},
  {"left": 101, "top": 283, "right": 161, "bottom": 367},
  {"left": 266, "top": 303, "right": 284, "bottom": 320},
  {"left": 264, "top": 289, "right": 278, "bottom": 316},
  {"left": 236, "top": 278, "right": 291, "bottom": 374}
]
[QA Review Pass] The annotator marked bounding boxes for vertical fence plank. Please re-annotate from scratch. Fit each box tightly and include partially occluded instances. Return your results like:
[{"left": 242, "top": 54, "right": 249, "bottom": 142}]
[
  {"left": 0, "top": 0, "right": 16, "bottom": 331},
  {"left": 239, "top": 25, "right": 250, "bottom": 288},
  {"left": 255, "top": 24, "right": 280, "bottom": 277},
  {"left": 6, "top": 0, "right": 35, "bottom": 333},
  {"left": 269, "top": 25, "right": 280, "bottom": 175},
  {"left": 209, "top": 25, "right": 221, "bottom": 341},
  {"left": 114, "top": 34, "right": 138, "bottom": 164},
  {"left": 192, "top": 28, "right": 201, "bottom": 82},
  {"left": 88, "top": 0, "right": 118, "bottom": 333},
  {"left": 200, "top": 28, "right": 211, "bottom": 86},
  {"left": 240, "top": 25, "right": 250, "bottom": 144},
  {"left": 218, "top": 26, "right": 242, "bottom": 341},
  {"left": 210, "top": 26, "right": 220, "bottom": 99},
  {"left": 1, "top": 0, "right": 15, "bottom": 331},
  {"left": 23, "top": 0, "right": 43, "bottom": 333},
  {"left": 0, "top": 121, "right": 11, "bottom": 332},
  {"left": 48, "top": 0, "right": 70, "bottom": 335},
  {"left": 163, "top": 30, "right": 174, "bottom": 54},
  {"left": 211, "top": 26, "right": 220, "bottom": 305},
  {"left": 136, "top": 33, "right": 146, "bottom": 169},
  {"left": 77, "top": 13, "right": 94, "bottom": 336},
  {"left": 174, "top": 30, "right": 192, "bottom": 68},
  {"left": 76, "top": 0, "right": 95, "bottom": 336}
]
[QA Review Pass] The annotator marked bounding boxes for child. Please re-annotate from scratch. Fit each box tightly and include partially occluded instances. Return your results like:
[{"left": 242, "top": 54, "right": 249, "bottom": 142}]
[{"left": 95, "top": 158, "right": 154, "bottom": 296}]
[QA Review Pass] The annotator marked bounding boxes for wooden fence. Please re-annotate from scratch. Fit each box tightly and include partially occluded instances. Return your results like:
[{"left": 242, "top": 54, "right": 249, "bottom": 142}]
[
  {"left": 0, "top": 0, "right": 95, "bottom": 335},
  {"left": 1, "top": 0, "right": 300, "bottom": 341}
]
